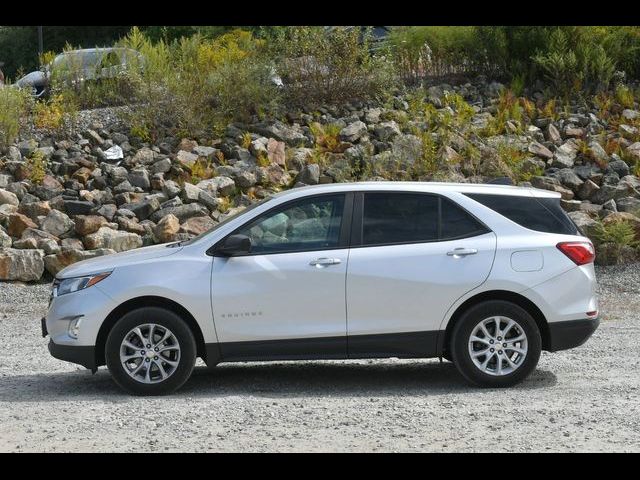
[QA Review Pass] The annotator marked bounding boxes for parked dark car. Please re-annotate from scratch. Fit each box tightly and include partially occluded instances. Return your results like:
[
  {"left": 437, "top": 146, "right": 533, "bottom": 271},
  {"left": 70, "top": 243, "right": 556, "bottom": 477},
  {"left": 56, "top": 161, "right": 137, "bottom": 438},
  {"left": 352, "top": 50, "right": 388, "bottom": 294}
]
[{"left": 14, "top": 47, "right": 144, "bottom": 99}]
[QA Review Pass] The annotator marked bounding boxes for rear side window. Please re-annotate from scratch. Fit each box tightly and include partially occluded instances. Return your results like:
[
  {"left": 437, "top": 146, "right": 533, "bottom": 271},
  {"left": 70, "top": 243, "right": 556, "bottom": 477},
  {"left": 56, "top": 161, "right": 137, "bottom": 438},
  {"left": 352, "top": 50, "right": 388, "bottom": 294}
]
[
  {"left": 362, "top": 193, "right": 489, "bottom": 246},
  {"left": 465, "top": 193, "right": 578, "bottom": 235}
]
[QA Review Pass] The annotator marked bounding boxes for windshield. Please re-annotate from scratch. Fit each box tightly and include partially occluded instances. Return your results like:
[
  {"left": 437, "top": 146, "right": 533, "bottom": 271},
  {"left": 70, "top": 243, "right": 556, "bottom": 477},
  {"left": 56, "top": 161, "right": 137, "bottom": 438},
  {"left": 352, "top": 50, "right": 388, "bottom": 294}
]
[{"left": 178, "top": 196, "right": 275, "bottom": 247}]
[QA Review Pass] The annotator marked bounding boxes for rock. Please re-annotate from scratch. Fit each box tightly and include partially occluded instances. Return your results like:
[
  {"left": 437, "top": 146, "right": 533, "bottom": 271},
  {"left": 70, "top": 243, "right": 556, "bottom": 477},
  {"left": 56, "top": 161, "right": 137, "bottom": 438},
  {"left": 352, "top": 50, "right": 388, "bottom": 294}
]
[
  {"left": 150, "top": 203, "right": 208, "bottom": 224},
  {"left": 177, "top": 150, "right": 198, "bottom": 167},
  {"left": 180, "top": 216, "right": 216, "bottom": 236},
  {"left": 61, "top": 238, "right": 84, "bottom": 251},
  {"left": 546, "top": 124, "right": 562, "bottom": 144},
  {"left": 0, "top": 229, "right": 12, "bottom": 247},
  {"left": 625, "top": 142, "right": 640, "bottom": 163},
  {"left": 7, "top": 213, "right": 37, "bottom": 238},
  {"left": 182, "top": 183, "right": 202, "bottom": 203},
  {"left": 0, "top": 248, "right": 44, "bottom": 281},
  {"left": 551, "top": 142, "right": 577, "bottom": 168},
  {"left": 340, "top": 121, "right": 368, "bottom": 142},
  {"left": 17, "top": 139, "right": 38, "bottom": 157},
  {"left": 120, "top": 197, "right": 161, "bottom": 221},
  {"left": 44, "top": 248, "right": 115, "bottom": 276},
  {"left": 266, "top": 138, "right": 286, "bottom": 167},
  {"left": 6, "top": 146, "right": 22, "bottom": 162},
  {"left": 13, "top": 237, "right": 38, "bottom": 250},
  {"left": 607, "top": 159, "right": 630, "bottom": 178},
  {"left": 64, "top": 199, "right": 95, "bottom": 216},
  {"left": 0, "top": 189, "right": 19, "bottom": 207},
  {"left": 568, "top": 211, "right": 599, "bottom": 238},
  {"left": 96, "top": 204, "right": 117, "bottom": 221},
  {"left": 621, "top": 109, "right": 639, "bottom": 121},
  {"left": 564, "top": 126, "right": 584, "bottom": 138},
  {"left": 83, "top": 227, "right": 142, "bottom": 252},
  {"left": 288, "top": 148, "right": 313, "bottom": 170},
  {"left": 250, "top": 121, "right": 307, "bottom": 146},
  {"left": 528, "top": 141, "right": 553, "bottom": 160},
  {"left": 619, "top": 124, "right": 638, "bottom": 140},
  {"left": 234, "top": 171, "right": 257, "bottom": 189},
  {"left": 530, "top": 176, "right": 574, "bottom": 199},
  {"left": 554, "top": 168, "right": 584, "bottom": 192},
  {"left": 154, "top": 214, "right": 180, "bottom": 243},
  {"left": 589, "top": 141, "right": 609, "bottom": 165},
  {"left": 150, "top": 158, "right": 172, "bottom": 174},
  {"left": 296, "top": 164, "right": 320, "bottom": 185},
  {"left": 616, "top": 197, "right": 640, "bottom": 216},
  {"left": 116, "top": 216, "right": 147, "bottom": 235},
  {"left": 197, "top": 176, "right": 235, "bottom": 197},
  {"left": 129, "top": 169, "right": 151, "bottom": 190},
  {"left": 374, "top": 121, "right": 401, "bottom": 142},
  {"left": 40, "top": 210, "right": 74, "bottom": 237},
  {"left": 178, "top": 138, "right": 197, "bottom": 152},
  {"left": 578, "top": 179, "right": 600, "bottom": 201},
  {"left": 75, "top": 215, "right": 108, "bottom": 236}
]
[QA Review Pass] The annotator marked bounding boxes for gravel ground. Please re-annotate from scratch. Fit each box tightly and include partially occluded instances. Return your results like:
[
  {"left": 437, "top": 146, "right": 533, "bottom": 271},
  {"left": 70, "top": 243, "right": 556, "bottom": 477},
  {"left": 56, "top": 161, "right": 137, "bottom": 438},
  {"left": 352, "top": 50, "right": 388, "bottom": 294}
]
[{"left": 0, "top": 264, "right": 639, "bottom": 452}]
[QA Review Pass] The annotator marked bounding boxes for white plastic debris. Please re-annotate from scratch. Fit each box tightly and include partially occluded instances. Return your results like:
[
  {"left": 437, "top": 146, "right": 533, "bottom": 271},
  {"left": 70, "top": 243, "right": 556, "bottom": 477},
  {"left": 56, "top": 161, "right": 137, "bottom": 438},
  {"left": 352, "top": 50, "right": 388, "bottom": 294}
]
[{"left": 103, "top": 145, "right": 124, "bottom": 160}]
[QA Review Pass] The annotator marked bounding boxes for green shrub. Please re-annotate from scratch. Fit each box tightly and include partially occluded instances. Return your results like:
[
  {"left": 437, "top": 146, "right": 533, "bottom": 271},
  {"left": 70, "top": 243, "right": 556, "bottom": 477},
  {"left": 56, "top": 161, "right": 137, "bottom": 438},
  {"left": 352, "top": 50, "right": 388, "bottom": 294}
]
[
  {"left": 0, "top": 86, "right": 31, "bottom": 148},
  {"left": 269, "top": 26, "right": 396, "bottom": 108},
  {"left": 25, "top": 149, "right": 48, "bottom": 184}
]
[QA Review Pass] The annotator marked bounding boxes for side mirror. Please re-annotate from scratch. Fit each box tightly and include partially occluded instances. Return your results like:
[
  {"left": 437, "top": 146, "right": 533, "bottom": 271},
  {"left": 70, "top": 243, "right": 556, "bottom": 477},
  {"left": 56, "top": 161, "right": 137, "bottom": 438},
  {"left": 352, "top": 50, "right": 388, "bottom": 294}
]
[{"left": 214, "top": 234, "right": 251, "bottom": 257}]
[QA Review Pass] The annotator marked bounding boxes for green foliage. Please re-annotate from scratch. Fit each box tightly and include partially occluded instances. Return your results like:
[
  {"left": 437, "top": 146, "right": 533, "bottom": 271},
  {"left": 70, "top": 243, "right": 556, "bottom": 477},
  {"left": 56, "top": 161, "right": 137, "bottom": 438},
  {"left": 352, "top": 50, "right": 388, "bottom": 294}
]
[
  {"left": 269, "top": 26, "right": 396, "bottom": 107},
  {"left": 496, "top": 143, "right": 528, "bottom": 181},
  {"left": 593, "top": 220, "right": 638, "bottom": 250},
  {"left": 482, "top": 89, "right": 524, "bottom": 136},
  {"left": 25, "top": 149, "right": 48, "bottom": 184},
  {"left": 0, "top": 86, "right": 31, "bottom": 148},
  {"left": 615, "top": 84, "right": 635, "bottom": 109}
]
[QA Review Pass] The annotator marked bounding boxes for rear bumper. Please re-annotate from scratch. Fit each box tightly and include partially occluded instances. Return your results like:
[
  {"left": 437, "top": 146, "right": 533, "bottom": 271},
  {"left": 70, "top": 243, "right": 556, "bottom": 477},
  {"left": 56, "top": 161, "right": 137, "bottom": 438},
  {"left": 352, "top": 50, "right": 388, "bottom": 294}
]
[
  {"left": 48, "top": 340, "right": 96, "bottom": 370},
  {"left": 547, "top": 318, "right": 599, "bottom": 352}
]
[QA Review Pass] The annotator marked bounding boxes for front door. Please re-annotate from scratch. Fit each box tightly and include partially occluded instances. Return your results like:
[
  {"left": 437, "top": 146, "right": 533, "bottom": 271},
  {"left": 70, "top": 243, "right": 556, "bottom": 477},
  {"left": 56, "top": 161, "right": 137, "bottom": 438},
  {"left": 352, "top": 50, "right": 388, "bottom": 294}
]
[{"left": 211, "top": 193, "right": 351, "bottom": 360}]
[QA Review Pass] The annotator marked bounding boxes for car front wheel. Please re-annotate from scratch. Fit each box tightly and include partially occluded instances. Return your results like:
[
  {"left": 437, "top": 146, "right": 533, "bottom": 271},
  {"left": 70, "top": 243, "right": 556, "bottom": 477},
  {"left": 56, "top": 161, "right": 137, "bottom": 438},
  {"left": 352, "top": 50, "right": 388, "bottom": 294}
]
[
  {"left": 450, "top": 300, "right": 542, "bottom": 388},
  {"left": 105, "top": 307, "right": 197, "bottom": 396}
]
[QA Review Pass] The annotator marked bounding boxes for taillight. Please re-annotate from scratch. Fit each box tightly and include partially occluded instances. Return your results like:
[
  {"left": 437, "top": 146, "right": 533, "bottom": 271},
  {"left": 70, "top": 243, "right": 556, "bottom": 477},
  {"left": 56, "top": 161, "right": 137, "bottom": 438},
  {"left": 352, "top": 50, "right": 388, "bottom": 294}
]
[{"left": 556, "top": 241, "right": 595, "bottom": 265}]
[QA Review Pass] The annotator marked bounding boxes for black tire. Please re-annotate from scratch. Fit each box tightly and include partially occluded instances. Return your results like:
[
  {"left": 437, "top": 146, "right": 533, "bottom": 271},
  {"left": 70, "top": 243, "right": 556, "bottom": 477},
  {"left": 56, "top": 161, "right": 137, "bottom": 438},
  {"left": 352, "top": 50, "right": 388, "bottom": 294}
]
[
  {"left": 105, "top": 307, "right": 197, "bottom": 396},
  {"left": 450, "top": 300, "right": 542, "bottom": 388}
]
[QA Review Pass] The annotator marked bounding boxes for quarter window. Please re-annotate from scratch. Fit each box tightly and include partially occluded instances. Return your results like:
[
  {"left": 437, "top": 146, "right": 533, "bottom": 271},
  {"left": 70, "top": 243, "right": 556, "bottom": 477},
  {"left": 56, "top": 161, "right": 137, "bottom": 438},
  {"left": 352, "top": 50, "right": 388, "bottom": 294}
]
[{"left": 235, "top": 194, "right": 345, "bottom": 254}]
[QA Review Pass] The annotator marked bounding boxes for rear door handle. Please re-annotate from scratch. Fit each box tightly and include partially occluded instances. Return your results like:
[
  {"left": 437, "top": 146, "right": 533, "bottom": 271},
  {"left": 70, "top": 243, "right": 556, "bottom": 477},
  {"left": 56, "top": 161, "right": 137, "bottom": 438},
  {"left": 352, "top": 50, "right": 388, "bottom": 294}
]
[
  {"left": 447, "top": 248, "right": 478, "bottom": 257},
  {"left": 309, "top": 257, "right": 342, "bottom": 267}
]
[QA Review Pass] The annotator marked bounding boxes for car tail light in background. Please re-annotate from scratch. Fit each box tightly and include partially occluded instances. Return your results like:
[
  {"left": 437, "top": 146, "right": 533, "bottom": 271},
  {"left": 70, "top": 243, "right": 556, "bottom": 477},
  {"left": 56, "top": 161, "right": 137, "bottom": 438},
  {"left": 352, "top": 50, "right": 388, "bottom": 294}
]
[{"left": 557, "top": 241, "right": 595, "bottom": 265}]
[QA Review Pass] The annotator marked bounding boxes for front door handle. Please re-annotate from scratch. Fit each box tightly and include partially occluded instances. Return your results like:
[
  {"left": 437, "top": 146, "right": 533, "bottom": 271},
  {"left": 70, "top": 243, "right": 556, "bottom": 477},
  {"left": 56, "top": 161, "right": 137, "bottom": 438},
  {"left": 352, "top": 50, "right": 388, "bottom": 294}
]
[
  {"left": 309, "top": 258, "right": 342, "bottom": 268},
  {"left": 447, "top": 248, "right": 478, "bottom": 257}
]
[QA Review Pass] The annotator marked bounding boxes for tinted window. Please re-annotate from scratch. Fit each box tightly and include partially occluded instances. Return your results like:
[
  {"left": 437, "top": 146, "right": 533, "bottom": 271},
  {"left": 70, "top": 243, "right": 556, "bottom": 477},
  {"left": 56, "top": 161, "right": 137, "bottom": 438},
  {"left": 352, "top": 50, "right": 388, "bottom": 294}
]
[
  {"left": 235, "top": 194, "right": 345, "bottom": 254},
  {"left": 363, "top": 193, "right": 439, "bottom": 245},
  {"left": 441, "top": 197, "right": 489, "bottom": 240},
  {"left": 465, "top": 193, "right": 578, "bottom": 235}
]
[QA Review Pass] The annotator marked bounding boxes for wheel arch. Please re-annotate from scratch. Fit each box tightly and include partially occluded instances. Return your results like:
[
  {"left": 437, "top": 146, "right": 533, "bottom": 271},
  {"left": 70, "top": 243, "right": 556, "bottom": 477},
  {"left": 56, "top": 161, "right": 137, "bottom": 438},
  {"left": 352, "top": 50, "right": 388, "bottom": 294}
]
[
  {"left": 439, "top": 290, "right": 551, "bottom": 355},
  {"left": 95, "top": 296, "right": 207, "bottom": 367}
]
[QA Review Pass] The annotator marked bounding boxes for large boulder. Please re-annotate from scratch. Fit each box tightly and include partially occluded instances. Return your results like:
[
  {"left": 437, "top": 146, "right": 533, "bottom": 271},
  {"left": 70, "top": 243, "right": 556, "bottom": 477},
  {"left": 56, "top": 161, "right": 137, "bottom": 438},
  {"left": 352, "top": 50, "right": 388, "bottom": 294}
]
[
  {"left": 0, "top": 248, "right": 45, "bottom": 281},
  {"left": 44, "top": 248, "right": 115, "bottom": 276},
  {"left": 0, "top": 189, "right": 19, "bottom": 207},
  {"left": 154, "top": 214, "right": 180, "bottom": 243},
  {"left": 40, "top": 210, "right": 74, "bottom": 237},
  {"left": 180, "top": 216, "right": 216, "bottom": 236},
  {"left": 75, "top": 215, "right": 108, "bottom": 236},
  {"left": 340, "top": 121, "right": 368, "bottom": 143},
  {"left": 7, "top": 213, "right": 38, "bottom": 238},
  {"left": 83, "top": 227, "right": 142, "bottom": 252}
]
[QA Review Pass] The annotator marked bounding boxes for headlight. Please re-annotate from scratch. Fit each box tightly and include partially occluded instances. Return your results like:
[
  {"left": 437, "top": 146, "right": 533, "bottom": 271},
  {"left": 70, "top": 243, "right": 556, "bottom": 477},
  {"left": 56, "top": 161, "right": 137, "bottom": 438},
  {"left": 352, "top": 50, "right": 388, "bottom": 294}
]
[{"left": 54, "top": 272, "right": 111, "bottom": 296}]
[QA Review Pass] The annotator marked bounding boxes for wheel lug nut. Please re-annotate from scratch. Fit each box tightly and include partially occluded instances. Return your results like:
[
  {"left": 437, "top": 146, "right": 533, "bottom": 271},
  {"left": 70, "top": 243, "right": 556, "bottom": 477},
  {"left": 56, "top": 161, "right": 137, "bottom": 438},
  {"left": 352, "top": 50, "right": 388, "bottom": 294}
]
[
  {"left": 503, "top": 343, "right": 507, "bottom": 348},
  {"left": 497, "top": 337, "right": 502, "bottom": 341},
  {"left": 154, "top": 356, "right": 158, "bottom": 360},
  {"left": 490, "top": 348, "right": 494, "bottom": 352},
  {"left": 489, "top": 340, "right": 494, "bottom": 344},
  {"left": 154, "top": 347, "right": 159, "bottom": 352},
  {"left": 146, "top": 344, "right": 151, "bottom": 348},
  {"left": 141, "top": 350, "right": 145, "bottom": 355},
  {"left": 498, "top": 350, "right": 503, "bottom": 355},
  {"left": 145, "top": 358, "right": 150, "bottom": 362}
]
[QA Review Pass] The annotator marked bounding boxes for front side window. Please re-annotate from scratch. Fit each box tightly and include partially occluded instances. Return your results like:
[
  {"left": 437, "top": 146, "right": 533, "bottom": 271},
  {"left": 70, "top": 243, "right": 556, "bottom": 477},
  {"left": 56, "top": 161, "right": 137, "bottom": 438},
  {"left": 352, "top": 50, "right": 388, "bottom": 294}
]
[{"left": 235, "top": 194, "right": 345, "bottom": 254}]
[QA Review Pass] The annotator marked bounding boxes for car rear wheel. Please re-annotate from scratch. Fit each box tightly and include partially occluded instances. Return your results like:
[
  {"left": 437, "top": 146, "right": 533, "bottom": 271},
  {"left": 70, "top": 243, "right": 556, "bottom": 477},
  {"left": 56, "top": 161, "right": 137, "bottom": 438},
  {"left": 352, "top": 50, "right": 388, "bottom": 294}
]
[
  {"left": 105, "top": 307, "right": 196, "bottom": 396},
  {"left": 450, "top": 300, "right": 541, "bottom": 388}
]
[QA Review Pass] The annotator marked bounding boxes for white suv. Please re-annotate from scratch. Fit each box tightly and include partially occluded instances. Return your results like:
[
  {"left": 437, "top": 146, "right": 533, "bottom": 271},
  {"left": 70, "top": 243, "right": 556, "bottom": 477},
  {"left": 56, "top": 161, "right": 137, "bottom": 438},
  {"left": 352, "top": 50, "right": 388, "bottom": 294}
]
[{"left": 43, "top": 182, "right": 599, "bottom": 395}]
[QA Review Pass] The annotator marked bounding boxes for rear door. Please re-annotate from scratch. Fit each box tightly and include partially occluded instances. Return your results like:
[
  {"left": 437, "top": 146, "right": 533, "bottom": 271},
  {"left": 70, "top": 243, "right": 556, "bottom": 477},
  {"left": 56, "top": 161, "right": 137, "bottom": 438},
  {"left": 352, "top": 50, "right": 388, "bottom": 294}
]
[{"left": 346, "top": 192, "right": 497, "bottom": 358}]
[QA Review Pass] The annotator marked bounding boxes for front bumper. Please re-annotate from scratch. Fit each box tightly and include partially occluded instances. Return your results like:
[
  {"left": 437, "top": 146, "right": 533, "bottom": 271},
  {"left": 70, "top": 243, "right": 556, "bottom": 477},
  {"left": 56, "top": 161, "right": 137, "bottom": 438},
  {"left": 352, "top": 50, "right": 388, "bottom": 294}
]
[
  {"left": 48, "top": 340, "right": 97, "bottom": 370},
  {"left": 547, "top": 318, "right": 599, "bottom": 352}
]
